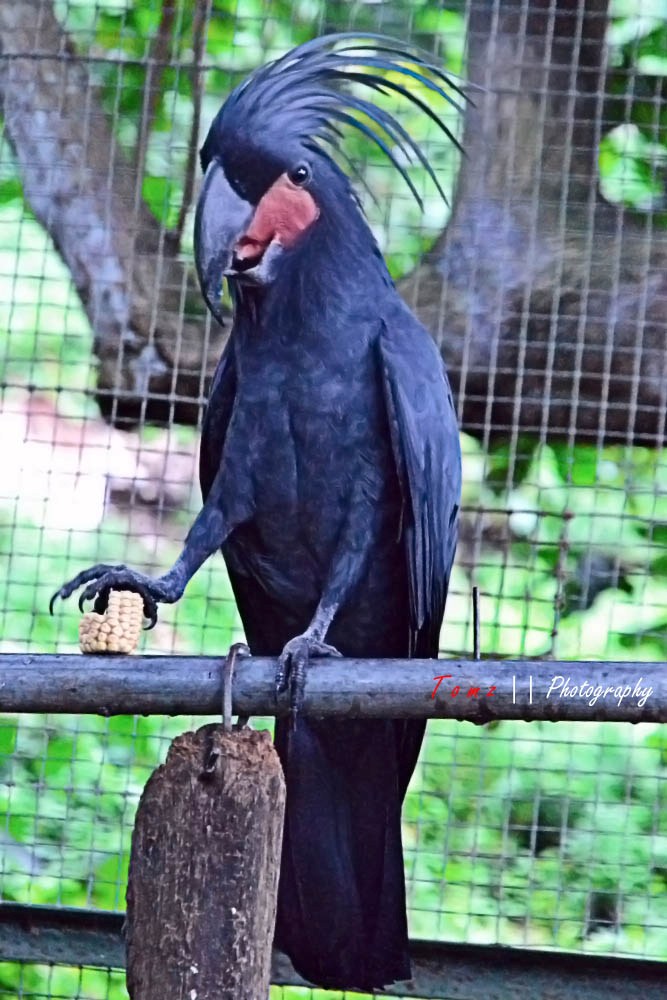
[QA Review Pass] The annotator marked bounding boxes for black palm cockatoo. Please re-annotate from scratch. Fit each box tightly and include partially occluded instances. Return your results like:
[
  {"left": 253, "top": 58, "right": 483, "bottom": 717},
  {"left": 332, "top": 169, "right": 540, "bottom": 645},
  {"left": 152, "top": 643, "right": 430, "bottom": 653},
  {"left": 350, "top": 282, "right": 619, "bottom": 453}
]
[{"left": 51, "top": 34, "right": 462, "bottom": 990}]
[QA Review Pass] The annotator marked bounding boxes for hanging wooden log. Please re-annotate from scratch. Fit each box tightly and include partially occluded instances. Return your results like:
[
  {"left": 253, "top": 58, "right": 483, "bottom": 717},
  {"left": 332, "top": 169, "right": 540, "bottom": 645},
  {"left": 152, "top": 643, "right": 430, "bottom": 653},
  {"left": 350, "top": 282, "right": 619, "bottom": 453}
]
[{"left": 125, "top": 724, "right": 285, "bottom": 1000}]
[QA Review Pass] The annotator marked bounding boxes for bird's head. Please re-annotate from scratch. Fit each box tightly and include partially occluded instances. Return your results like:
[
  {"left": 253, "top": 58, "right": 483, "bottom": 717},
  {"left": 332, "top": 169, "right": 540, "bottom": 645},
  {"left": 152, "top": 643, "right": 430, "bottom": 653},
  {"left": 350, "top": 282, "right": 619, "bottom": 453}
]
[{"left": 194, "top": 33, "right": 464, "bottom": 323}]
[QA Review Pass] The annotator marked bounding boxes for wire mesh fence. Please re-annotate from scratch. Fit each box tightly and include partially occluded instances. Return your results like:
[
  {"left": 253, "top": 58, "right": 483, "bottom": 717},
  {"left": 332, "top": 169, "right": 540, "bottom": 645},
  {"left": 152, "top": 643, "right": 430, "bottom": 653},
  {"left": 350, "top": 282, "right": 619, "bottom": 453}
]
[
  {"left": 0, "top": 965, "right": 127, "bottom": 1000},
  {"left": 0, "top": 0, "right": 665, "bottom": 997}
]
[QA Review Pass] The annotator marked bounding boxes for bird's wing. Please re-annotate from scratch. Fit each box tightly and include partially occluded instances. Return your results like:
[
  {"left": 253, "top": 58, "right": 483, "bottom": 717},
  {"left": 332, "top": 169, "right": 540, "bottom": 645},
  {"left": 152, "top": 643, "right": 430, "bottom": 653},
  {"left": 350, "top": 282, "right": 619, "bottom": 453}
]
[
  {"left": 378, "top": 308, "right": 461, "bottom": 656},
  {"left": 199, "top": 339, "right": 237, "bottom": 501}
]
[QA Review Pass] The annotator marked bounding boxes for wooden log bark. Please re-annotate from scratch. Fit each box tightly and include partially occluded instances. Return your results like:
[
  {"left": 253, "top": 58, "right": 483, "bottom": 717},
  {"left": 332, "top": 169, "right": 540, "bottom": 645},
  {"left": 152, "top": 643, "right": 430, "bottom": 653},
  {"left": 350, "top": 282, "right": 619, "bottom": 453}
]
[{"left": 126, "top": 724, "right": 285, "bottom": 1000}]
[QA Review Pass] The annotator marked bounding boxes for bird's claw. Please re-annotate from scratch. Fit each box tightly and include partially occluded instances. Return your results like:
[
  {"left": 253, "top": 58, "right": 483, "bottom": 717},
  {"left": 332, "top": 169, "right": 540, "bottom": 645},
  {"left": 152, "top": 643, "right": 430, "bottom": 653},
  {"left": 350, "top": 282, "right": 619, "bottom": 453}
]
[
  {"left": 49, "top": 564, "right": 165, "bottom": 629},
  {"left": 276, "top": 634, "right": 341, "bottom": 729}
]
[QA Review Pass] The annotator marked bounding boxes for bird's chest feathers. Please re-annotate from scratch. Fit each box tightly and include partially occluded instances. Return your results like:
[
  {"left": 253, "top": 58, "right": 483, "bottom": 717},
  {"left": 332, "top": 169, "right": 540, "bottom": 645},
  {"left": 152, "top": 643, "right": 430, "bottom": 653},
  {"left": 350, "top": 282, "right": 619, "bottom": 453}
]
[{"left": 225, "top": 342, "right": 383, "bottom": 530}]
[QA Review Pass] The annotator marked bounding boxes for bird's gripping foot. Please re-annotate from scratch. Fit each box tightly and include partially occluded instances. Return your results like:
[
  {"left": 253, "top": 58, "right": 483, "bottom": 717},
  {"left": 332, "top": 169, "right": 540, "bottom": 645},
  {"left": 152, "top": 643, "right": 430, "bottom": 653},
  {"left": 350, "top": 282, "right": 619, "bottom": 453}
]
[
  {"left": 49, "top": 564, "right": 176, "bottom": 629},
  {"left": 276, "top": 632, "right": 341, "bottom": 729}
]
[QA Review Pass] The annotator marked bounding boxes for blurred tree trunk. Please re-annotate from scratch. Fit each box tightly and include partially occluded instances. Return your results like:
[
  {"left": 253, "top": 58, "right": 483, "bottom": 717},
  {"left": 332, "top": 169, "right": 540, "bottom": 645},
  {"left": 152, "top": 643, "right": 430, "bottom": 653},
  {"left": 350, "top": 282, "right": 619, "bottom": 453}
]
[
  {"left": 0, "top": 0, "right": 224, "bottom": 427},
  {"left": 1, "top": 0, "right": 665, "bottom": 445},
  {"left": 399, "top": 0, "right": 667, "bottom": 447}
]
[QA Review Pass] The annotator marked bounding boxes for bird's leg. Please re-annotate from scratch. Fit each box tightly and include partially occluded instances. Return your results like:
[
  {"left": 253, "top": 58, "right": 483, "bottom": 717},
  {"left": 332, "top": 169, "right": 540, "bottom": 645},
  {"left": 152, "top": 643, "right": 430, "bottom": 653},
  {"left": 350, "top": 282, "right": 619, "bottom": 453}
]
[
  {"left": 277, "top": 602, "right": 342, "bottom": 729},
  {"left": 277, "top": 474, "right": 384, "bottom": 727},
  {"left": 49, "top": 492, "right": 232, "bottom": 627}
]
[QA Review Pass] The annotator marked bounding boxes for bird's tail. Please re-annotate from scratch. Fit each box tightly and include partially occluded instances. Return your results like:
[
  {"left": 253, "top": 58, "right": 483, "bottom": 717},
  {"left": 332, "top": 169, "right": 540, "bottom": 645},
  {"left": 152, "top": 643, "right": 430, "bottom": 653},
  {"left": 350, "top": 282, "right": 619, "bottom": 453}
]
[{"left": 273, "top": 716, "right": 424, "bottom": 991}]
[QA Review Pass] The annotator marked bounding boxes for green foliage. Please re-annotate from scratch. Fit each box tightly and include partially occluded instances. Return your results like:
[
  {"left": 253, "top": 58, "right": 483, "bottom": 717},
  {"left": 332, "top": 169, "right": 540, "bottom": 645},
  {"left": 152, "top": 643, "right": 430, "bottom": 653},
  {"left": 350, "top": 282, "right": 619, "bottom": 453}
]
[
  {"left": 603, "top": 0, "right": 667, "bottom": 213},
  {"left": 404, "top": 720, "right": 667, "bottom": 956}
]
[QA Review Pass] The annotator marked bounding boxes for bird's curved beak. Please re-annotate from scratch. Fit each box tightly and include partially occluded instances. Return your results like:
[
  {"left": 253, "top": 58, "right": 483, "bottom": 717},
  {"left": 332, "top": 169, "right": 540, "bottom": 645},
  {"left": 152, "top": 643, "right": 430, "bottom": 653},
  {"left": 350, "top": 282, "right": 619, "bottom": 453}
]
[{"left": 194, "top": 160, "right": 255, "bottom": 323}]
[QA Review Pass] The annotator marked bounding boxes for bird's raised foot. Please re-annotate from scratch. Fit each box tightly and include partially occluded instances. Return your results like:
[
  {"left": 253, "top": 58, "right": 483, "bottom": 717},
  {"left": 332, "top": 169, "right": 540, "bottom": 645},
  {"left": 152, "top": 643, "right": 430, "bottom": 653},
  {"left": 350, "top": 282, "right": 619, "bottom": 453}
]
[
  {"left": 49, "top": 563, "right": 172, "bottom": 629},
  {"left": 276, "top": 633, "right": 341, "bottom": 729}
]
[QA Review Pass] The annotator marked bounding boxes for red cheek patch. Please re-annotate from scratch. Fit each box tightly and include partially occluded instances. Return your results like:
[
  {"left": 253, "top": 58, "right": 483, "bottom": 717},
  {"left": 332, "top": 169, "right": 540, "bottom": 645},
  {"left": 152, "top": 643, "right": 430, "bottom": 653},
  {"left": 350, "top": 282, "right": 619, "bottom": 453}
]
[{"left": 235, "top": 173, "right": 319, "bottom": 261}]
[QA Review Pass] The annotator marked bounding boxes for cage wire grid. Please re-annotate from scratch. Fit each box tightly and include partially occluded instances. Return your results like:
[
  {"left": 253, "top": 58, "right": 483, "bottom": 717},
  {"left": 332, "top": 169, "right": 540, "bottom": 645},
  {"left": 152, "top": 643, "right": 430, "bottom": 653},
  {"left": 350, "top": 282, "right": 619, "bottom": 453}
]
[{"left": 0, "top": 0, "right": 666, "bottom": 997}]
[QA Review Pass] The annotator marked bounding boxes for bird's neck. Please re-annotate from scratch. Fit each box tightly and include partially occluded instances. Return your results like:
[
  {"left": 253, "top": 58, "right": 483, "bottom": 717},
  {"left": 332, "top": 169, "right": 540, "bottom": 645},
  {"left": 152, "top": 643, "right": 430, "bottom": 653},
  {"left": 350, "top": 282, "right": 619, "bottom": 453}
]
[{"left": 233, "top": 211, "right": 392, "bottom": 349}]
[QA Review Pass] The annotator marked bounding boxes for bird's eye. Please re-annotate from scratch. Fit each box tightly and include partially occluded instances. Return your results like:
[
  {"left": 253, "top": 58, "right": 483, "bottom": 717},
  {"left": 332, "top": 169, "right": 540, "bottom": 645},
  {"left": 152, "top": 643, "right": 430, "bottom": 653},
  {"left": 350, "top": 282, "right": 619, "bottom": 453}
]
[{"left": 288, "top": 163, "right": 311, "bottom": 186}]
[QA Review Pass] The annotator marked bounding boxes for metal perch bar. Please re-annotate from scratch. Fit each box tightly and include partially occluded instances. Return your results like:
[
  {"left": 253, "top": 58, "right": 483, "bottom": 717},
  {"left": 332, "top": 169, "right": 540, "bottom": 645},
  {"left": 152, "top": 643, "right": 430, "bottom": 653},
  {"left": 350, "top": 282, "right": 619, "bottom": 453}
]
[
  {"left": 0, "top": 902, "right": 664, "bottom": 1000},
  {"left": 0, "top": 655, "right": 664, "bottom": 722}
]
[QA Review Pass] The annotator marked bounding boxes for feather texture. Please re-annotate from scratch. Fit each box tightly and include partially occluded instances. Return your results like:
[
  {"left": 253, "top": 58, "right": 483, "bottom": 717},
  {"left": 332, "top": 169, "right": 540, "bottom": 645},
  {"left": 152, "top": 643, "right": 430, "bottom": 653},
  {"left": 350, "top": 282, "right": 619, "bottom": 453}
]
[{"left": 200, "top": 32, "right": 467, "bottom": 208}]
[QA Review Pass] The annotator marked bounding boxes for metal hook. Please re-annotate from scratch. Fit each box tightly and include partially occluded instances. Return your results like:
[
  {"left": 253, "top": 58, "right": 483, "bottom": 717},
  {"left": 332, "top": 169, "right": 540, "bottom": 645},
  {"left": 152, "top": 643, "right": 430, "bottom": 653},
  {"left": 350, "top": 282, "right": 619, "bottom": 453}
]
[
  {"left": 472, "top": 586, "right": 481, "bottom": 661},
  {"left": 221, "top": 642, "right": 250, "bottom": 732}
]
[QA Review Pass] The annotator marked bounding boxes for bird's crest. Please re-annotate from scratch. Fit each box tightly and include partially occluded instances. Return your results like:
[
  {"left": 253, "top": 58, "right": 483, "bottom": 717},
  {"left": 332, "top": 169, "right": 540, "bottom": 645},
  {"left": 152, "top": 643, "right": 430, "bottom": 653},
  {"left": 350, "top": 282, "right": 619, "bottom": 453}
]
[{"left": 206, "top": 32, "right": 467, "bottom": 209}]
